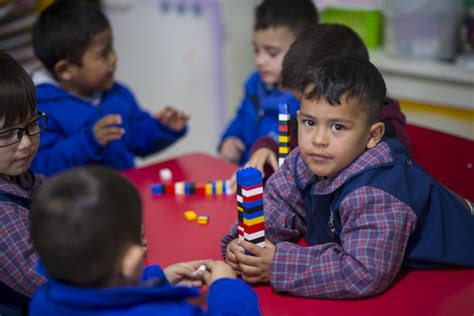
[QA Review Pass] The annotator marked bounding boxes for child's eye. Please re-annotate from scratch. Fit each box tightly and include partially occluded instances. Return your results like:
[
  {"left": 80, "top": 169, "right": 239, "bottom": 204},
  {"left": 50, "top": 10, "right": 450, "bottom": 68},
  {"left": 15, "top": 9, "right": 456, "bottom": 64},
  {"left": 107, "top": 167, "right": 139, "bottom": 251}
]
[
  {"left": 331, "top": 123, "right": 345, "bottom": 132},
  {"left": 267, "top": 49, "right": 280, "bottom": 58},
  {"left": 0, "top": 130, "right": 17, "bottom": 140},
  {"left": 302, "top": 119, "right": 315, "bottom": 127}
]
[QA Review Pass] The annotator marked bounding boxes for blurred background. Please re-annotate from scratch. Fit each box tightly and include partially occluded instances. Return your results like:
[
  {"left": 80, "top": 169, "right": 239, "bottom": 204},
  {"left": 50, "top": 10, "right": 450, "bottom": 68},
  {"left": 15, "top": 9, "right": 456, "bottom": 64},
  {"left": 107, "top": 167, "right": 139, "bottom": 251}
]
[{"left": 0, "top": 0, "right": 473, "bottom": 166}]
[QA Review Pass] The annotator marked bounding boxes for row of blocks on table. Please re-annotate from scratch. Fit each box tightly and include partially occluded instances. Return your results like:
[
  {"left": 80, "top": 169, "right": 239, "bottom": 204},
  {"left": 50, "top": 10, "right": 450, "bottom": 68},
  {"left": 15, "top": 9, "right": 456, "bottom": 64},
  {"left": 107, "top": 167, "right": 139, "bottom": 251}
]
[
  {"left": 236, "top": 167, "right": 265, "bottom": 248},
  {"left": 151, "top": 180, "right": 233, "bottom": 196},
  {"left": 278, "top": 103, "right": 291, "bottom": 167}
]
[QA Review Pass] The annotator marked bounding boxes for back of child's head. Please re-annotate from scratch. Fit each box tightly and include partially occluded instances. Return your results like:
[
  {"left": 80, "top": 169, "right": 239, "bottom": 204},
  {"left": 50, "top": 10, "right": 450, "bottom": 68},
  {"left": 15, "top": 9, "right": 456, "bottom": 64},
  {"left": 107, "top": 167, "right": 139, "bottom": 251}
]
[
  {"left": 301, "top": 56, "right": 386, "bottom": 124},
  {"left": 32, "top": 0, "right": 110, "bottom": 78},
  {"left": 282, "top": 23, "right": 369, "bottom": 90},
  {"left": 30, "top": 165, "right": 142, "bottom": 287},
  {"left": 0, "top": 52, "right": 36, "bottom": 128},
  {"left": 254, "top": 0, "right": 318, "bottom": 38}
]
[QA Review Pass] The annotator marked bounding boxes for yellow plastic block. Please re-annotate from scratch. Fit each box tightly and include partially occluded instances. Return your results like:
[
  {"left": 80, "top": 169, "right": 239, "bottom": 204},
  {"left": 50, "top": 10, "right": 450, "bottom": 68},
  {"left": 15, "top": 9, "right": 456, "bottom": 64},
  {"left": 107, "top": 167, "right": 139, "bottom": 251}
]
[
  {"left": 279, "top": 147, "right": 290, "bottom": 154},
  {"left": 184, "top": 210, "right": 197, "bottom": 221},
  {"left": 205, "top": 183, "right": 212, "bottom": 195},
  {"left": 197, "top": 215, "right": 209, "bottom": 225},
  {"left": 216, "top": 180, "right": 223, "bottom": 195},
  {"left": 279, "top": 135, "right": 290, "bottom": 143},
  {"left": 243, "top": 216, "right": 264, "bottom": 226}
]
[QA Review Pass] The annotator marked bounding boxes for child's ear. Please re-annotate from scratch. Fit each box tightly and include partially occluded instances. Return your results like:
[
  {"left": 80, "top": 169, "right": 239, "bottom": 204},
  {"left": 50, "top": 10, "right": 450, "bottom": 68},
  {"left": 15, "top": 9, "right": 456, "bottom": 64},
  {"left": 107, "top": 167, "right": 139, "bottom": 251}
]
[
  {"left": 53, "top": 59, "right": 75, "bottom": 82},
  {"left": 118, "top": 244, "right": 145, "bottom": 283},
  {"left": 366, "top": 122, "right": 385, "bottom": 149}
]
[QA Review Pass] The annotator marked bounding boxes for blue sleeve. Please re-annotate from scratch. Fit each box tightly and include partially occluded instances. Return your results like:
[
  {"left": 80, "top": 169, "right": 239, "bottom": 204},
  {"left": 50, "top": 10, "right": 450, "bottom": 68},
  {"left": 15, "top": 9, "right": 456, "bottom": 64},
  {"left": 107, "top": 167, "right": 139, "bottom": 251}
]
[
  {"left": 218, "top": 72, "right": 260, "bottom": 150},
  {"left": 206, "top": 278, "right": 261, "bottom": 316},
  {"left": 122, "top": 87, "right": 187, "bottom": 157},
  {"left": 30, "top": 116, "right": 103, "bottom": 176},
  {"left": 141, "top": 265, "right": 170, "bottom": 286}
]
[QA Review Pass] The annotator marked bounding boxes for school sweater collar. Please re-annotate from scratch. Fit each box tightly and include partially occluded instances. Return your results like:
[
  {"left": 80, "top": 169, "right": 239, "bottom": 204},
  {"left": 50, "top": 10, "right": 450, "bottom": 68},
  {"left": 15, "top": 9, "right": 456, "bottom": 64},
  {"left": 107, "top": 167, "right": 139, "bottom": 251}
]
[{"left": 295, "top": 140, "right": 396, "bottom": 195}]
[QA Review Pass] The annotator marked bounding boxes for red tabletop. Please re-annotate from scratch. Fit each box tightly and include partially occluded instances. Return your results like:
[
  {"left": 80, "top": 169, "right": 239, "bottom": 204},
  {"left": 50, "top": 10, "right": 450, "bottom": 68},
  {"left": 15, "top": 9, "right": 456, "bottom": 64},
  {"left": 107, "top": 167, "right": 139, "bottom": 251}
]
[{"left": 124, "top": 152, "right": 474, "bottom": 316}]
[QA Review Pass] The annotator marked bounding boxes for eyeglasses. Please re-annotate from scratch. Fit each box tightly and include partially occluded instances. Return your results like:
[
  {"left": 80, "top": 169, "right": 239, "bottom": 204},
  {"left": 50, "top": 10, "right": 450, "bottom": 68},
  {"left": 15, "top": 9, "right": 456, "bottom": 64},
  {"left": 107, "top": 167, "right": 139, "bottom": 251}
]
[{"left": 0, "top": 111, "right": 48, "bottom": 148}]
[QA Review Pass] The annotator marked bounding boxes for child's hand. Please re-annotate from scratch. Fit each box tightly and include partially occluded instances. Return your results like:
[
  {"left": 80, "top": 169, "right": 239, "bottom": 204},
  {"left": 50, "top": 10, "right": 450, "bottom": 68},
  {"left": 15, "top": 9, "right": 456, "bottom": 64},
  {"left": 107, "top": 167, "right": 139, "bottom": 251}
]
[
  {"left": 235, "top": 239, "right": 276, "bottom": 284},
  {"left": 227, "top": 147, "right": 279, "bottom": 191},
  {"left": 201, "top": 260, "right": 237, "bottom": 286},
  {"left": 225, "top": 238, "right": 243, "bottom": 273},
  {"left": 93, "top": 114, "right": 125, "bottom": 146},
  {"left": 155, "top": 106, "right": 189, "bottom": 131},
  {"left": 220, "top": 137, "right": 245, "bottom": 164},
  {"left": 247, "top": 147, "right": 278, "bottom": 175},
  {"left": 164, "top": 260, "right": 209, "bottom": 287}
]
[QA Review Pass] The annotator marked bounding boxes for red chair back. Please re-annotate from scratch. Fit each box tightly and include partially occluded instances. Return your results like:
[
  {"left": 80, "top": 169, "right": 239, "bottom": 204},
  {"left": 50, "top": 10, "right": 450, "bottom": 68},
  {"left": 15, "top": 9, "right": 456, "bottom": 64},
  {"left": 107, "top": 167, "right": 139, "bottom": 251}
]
[{"left": 406, "top": 124, "right": 474, "bottom": 201}]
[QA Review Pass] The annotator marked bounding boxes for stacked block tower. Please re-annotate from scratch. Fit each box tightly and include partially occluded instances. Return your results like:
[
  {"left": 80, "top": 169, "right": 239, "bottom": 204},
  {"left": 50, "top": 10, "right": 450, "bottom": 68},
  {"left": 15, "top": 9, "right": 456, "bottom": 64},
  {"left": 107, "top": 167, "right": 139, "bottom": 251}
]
[
  {"left": 278, "top": 103, "right": 291, "bottom": 166},
  {"left": 236, "top": 167, "right": 265, "bottom": 248}
]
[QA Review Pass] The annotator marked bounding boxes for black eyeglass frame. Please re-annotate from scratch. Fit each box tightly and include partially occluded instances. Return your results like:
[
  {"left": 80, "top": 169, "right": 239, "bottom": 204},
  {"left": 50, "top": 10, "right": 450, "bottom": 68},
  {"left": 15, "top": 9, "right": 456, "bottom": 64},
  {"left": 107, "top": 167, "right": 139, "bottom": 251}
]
[{"left": 0, "top": 110, "right": 48, "bottom": 148}]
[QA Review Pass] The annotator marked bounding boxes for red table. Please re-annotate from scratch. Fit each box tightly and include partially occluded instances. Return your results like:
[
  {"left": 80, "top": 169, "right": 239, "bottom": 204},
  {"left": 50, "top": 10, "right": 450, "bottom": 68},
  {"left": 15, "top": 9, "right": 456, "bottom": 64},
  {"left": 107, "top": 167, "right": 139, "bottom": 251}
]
[{"left": 124, "top": 152, "right": 474, "bottom": 316}]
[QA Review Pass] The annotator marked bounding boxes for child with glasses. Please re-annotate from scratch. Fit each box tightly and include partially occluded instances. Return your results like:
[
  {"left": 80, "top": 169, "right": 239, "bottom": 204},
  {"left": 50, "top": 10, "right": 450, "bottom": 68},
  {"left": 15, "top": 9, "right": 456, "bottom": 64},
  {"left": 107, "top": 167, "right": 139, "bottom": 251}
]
[{"left": 0, "top": 52, "right": 48, "bottom": 316}]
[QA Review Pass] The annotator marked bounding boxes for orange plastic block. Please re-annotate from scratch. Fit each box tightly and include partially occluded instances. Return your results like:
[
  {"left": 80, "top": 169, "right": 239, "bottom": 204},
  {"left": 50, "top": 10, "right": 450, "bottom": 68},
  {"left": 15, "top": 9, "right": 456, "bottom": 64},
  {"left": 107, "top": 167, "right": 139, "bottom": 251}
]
[{"left": 197, "top": 215, "right": 209, "bottom": 225}]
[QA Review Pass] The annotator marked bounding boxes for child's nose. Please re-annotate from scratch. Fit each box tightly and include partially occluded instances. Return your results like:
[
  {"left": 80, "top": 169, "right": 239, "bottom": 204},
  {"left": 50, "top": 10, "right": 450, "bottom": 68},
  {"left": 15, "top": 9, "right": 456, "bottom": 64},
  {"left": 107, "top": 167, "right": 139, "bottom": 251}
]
[
  {"left": 18, "top": 131, "right": 33, "bottom": 149},
  {"left": 312, "top": 127, "right": 328, "bottom": 146},
  {"left": 108, "top": 50, "right": 118, "bottom": 67},
  {"left": 255, "top": 52, "right": 267, "bottom": 66}
]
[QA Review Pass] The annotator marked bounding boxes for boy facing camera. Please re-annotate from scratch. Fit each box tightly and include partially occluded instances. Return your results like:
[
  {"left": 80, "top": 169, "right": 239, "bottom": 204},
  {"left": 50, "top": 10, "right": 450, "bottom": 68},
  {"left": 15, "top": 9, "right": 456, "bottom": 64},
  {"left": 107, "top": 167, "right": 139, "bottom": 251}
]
[
  {"left": 222, "top": 56, "right": 474, "bottom": 299},
  {"left": 30, "top": 1, "right": 189, "bottom": 176},
  {"left": 29, "top": 166, "right": 260, "bottom": 315}
]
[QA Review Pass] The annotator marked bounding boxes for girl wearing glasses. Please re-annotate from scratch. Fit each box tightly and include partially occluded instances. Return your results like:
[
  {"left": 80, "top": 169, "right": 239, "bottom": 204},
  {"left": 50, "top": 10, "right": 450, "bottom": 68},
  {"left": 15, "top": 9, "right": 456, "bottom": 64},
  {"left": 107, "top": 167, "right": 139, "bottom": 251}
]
[{"left": 0, "top": 52, "right": 48, "bottom": 316}]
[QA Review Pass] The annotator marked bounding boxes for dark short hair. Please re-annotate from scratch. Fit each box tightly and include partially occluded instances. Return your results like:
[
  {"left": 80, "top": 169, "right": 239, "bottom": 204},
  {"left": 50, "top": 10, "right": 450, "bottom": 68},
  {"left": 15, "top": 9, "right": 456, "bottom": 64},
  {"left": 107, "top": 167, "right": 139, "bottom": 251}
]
[
  {"left": 301, "top": 56, "right": 386, "bottom": 124},
  {"left": 254, "top": 0, "right": 318, "bottom": 38},
  {"left": 282, "top": 23, "right": 369, "bottom": 89},
  {"left": 30, "top": 166, "right": 142, "bottom": 287},
  {"left": 32, "top": 1, "right": 110, "bottom": 78},
  {"left": 0, "top": 52, "right": 36, "bottom": 128}
]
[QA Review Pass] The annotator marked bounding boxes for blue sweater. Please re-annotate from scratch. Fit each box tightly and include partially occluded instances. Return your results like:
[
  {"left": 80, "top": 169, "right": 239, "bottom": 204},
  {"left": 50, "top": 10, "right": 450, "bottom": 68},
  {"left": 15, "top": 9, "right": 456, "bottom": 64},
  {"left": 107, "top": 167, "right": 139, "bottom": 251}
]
[
  {"left": 29, "top": 265, "right": 260, "bottom": 316},
  {"left": 31, "top": 82, "right": 187, "bottom": 176},
  {"left": 219, "top": 70, "right": 299, "bottom": 165},
  {"left": 301, "top": 138, "right": 474, "bottom": 268}
]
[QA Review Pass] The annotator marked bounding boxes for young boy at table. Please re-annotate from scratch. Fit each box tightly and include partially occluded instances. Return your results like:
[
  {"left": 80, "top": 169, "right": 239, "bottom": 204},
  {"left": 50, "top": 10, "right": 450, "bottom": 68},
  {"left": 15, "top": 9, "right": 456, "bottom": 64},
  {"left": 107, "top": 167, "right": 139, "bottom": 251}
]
[
  {"left": 222, "top": 56, "right": 474, "bottom": 299},
  {"left": 0, "top": 52, "right": 47, "bottom": 315},
  {"left": 218, "top": 0, "right": 318, "bottom": 165},
  {"left": 30, "top": 1, "right": 189, "bottom": 176},
  {"left": 234, "top": 23, "right": 412, "bottom": 182},
  {"left": 29, "top": 166, "right": 260, "bottom": 315}
]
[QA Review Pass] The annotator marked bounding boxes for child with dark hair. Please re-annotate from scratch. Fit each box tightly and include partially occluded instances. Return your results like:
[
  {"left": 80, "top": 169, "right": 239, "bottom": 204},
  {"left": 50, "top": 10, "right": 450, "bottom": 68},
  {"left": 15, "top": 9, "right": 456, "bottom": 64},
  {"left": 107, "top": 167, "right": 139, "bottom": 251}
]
[
  {"left": 29, "top": 166, "right": 260, "bottom": 315},
  {"left": 222, "top": 56, "right": 474, "bottom": 299},
  {"left": 218, "top": 0, "right": 318, "bottom": 165},
  {"left": 0, "top": 52, "right": 48, "bottom": 315},
  {"left": 234, "top": 23, "right": 412, "bottom": 181},
  {"left": 30, "top": 1, "right": 189, "bottom": 176}
]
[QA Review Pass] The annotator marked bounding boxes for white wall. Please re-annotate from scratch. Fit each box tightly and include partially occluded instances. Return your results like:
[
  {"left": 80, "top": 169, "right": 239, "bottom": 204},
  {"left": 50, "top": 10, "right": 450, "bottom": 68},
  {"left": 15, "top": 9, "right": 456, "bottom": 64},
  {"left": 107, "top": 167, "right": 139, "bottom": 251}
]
[{"left": 104, "top": 0, "right": 256, "bottom": 166}]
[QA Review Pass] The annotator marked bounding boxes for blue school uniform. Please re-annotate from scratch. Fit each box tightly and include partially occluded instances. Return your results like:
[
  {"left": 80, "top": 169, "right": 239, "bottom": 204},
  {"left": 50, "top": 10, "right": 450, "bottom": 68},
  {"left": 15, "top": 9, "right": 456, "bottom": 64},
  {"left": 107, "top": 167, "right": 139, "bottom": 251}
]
[
  {"left": 219, "top": 70, "right": 299, "bottom": 165},
  {"left": 31, "top": 74, "right": 186, "bottom": 176},
  {"left": 29, "top": 264, "right": 260, "bottom": 316},
  {"left": 301, "top": 138, "right": 474, "bottom": 268}
]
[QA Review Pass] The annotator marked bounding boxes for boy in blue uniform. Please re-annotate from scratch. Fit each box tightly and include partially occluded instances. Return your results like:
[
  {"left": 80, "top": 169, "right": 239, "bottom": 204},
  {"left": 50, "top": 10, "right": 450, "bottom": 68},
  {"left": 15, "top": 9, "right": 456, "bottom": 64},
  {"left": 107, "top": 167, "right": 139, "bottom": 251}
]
[
  {"left": 0, "top": 52, "right": 47, "bottom": 316},
  {"left": 30, "top": 2, "right": 189, "bottom": 176},
  {"left": 222, "top": 56, "right": 474, "bottom": 298},
  {"left": 219, "top": 0, "right": 317, "bottom": 165},
  {"left": 29, "top": 166, "right": 260, "bottom": 315}
]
